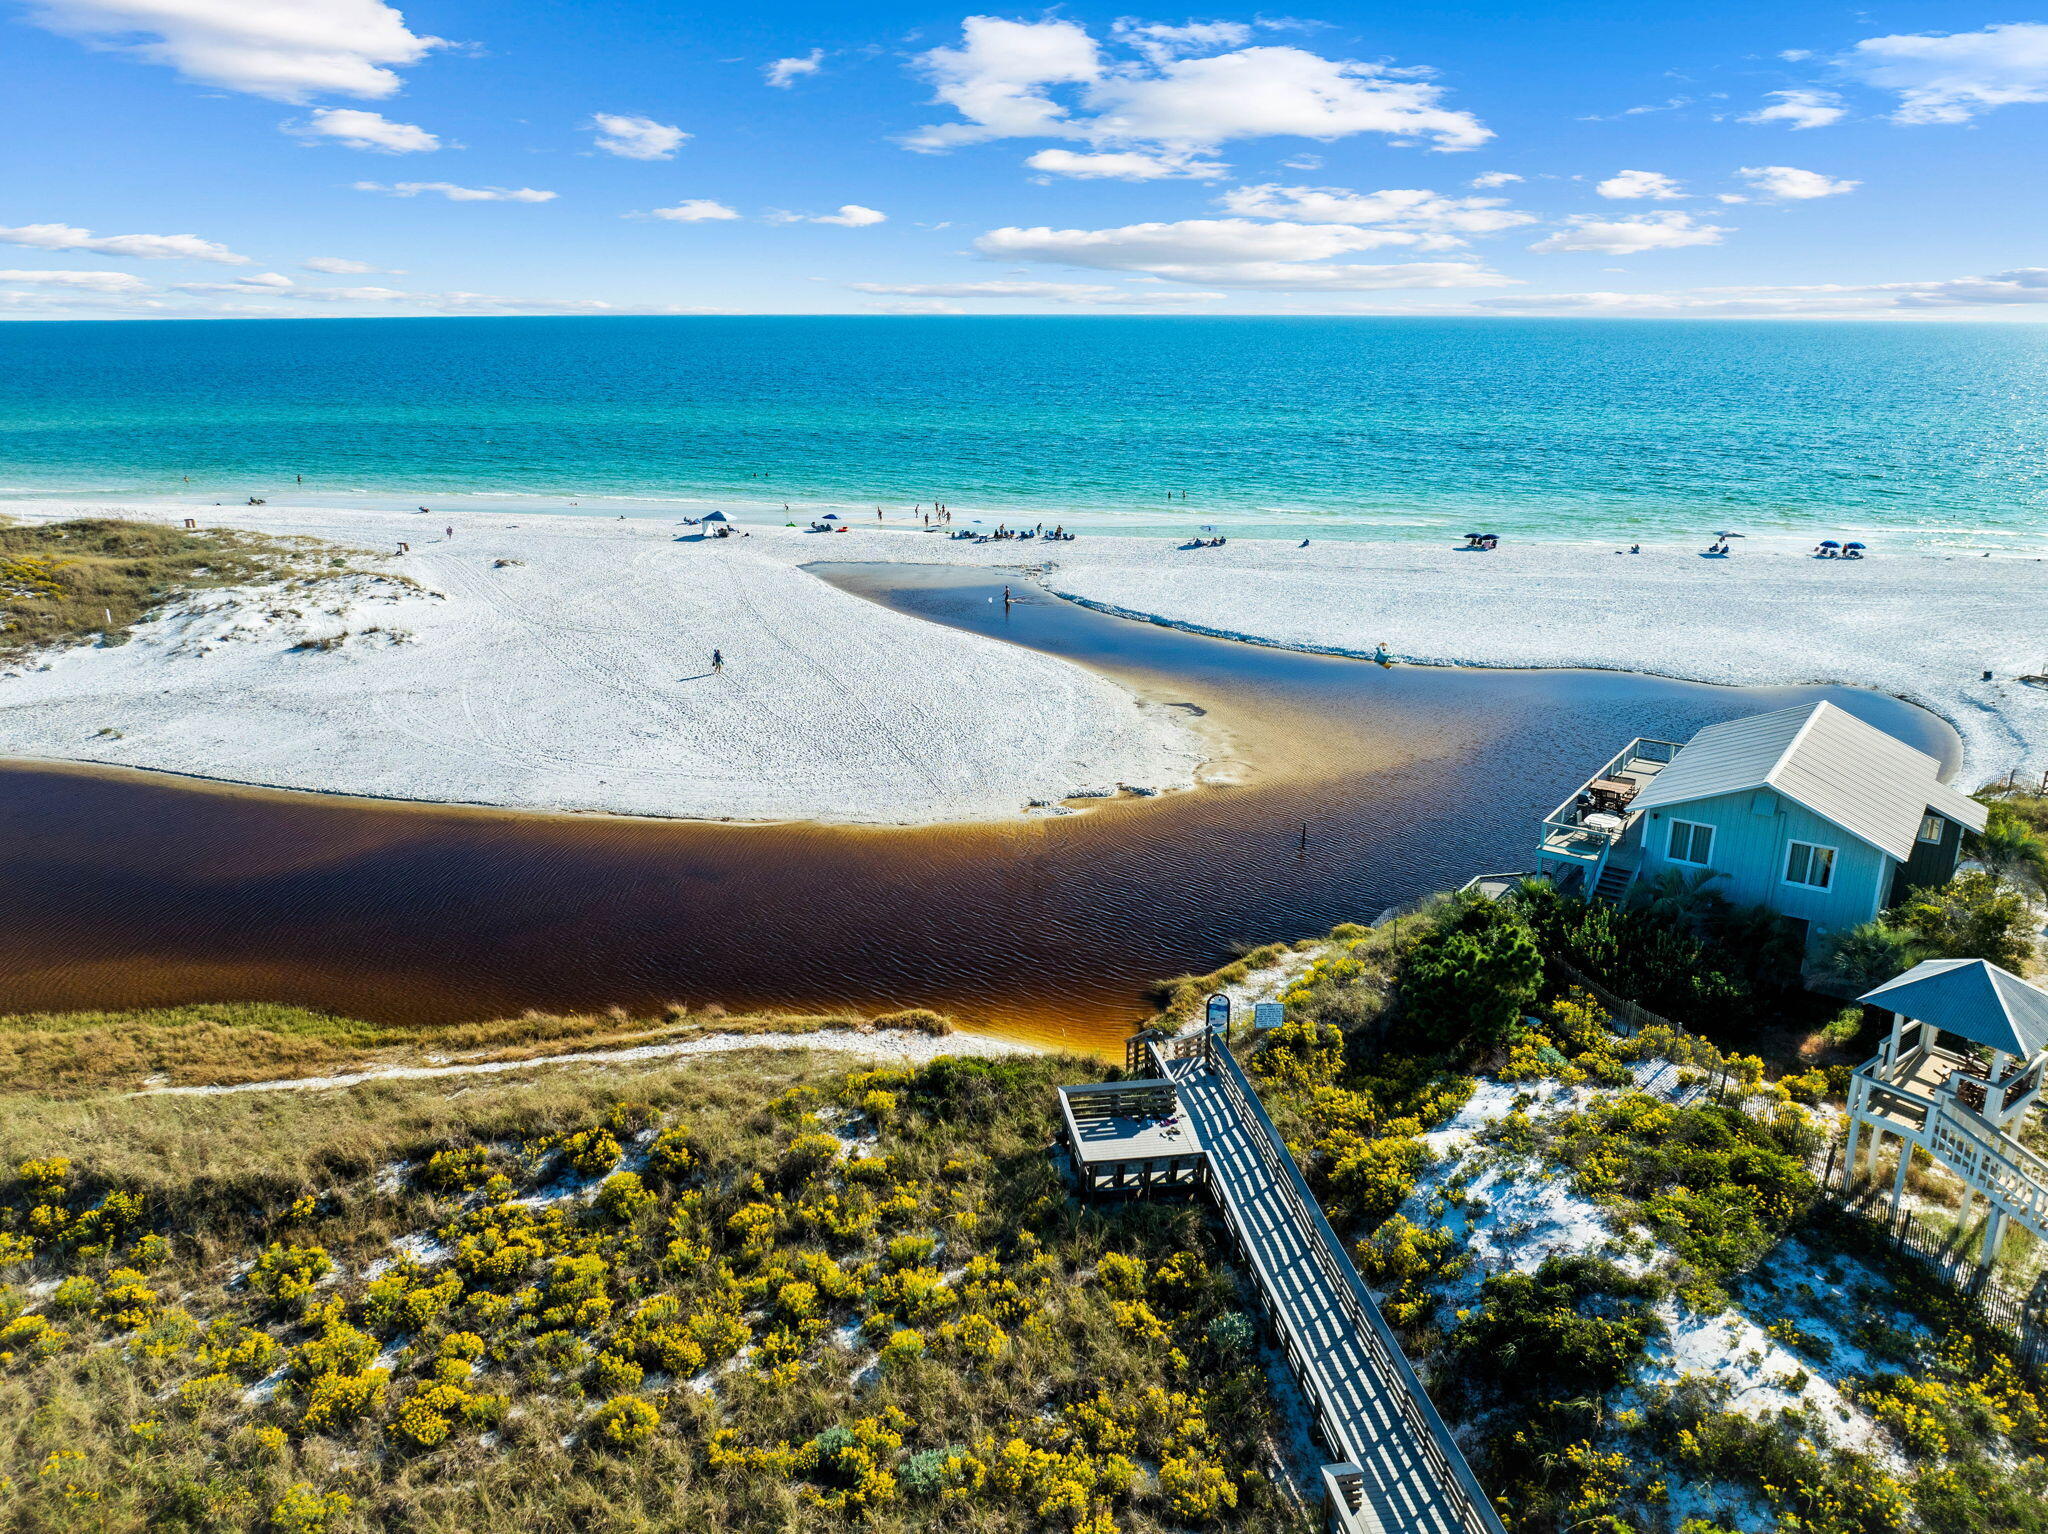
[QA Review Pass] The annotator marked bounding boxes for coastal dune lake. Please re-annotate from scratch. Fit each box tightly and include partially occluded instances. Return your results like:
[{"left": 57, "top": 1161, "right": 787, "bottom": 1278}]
[{"left": 0, "top": 564, "right": 1954, "bottom": 1054}]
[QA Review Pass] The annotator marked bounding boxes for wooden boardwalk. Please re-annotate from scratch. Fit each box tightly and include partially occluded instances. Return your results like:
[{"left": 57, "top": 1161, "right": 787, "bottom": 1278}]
[{"left": 1140, "top": 1033, "right": 1503, "bottom": 1534}]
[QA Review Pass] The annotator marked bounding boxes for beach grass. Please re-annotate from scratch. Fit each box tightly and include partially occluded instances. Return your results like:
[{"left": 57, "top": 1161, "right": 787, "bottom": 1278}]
[
  {"left": 0, "top": 517, "right": 327, "bottom": 658},
  {"left": 0, "top": 1048, "right": 1304, "bottom": 1534},
  {"left": 0, "top": 1002, "right": 964, "bottom": 1098}
]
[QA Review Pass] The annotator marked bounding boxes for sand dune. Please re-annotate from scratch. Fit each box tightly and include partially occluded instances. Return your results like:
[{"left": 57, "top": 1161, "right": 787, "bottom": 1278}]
[
  {"left": 0, "top": 503, "right": 1200, "bottom": 824},
  {"left": 4, "top": 501, "right": 2039, "bottom": 823}
]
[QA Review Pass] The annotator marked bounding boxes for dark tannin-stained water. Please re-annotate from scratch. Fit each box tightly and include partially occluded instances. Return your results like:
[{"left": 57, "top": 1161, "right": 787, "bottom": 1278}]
[{"left": 0, "top": 563, "right": 1953, "bottom": 1054}]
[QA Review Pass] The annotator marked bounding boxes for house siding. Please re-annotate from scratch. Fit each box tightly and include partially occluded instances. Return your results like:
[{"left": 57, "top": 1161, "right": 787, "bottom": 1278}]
[
  {"left": 1635, "top": 790, "right": 1892, "bottom": 940},
  {"left": 1888, "top": 815, "right": 1963, "bottom": 907}
]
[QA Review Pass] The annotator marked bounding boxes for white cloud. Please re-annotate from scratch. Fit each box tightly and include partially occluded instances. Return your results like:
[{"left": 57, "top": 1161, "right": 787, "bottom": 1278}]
[
  {"left": 355, "top": 181, "right": 556, "bottom": 203},
  {"left": 1596, "top": 169, "right": 1686, "bottom": 200},
  {"left": 286, "top": 107, "right": 440, "bottom": 153},
  {"left": 1216, "top": 184, "right": 1535, "bottom": 246},
  {"left": 765, "top": 49, "right": 823, "bottom": 88},
  {"left": 589, "top": 114, "right": 687, "bottom": 160},
  {"left": 0, "top": 288, "right": 172, "bottom": 314},
  {"left": 908, "top": 16, "right": 1102, "bottom": 148},
  {"left": 1530, "top": 212, "right": 1727, "bottom": 254},
  {"left": 1108, "top": 19, "right": 1252, "bottom": 64},
  {"left": 1280, "top": 153, "right": 1322, "bottom": 171},
  {"left": 1472, "top": 267, "right": 2048, "bottom": 316},
  {"left": 643, "top": 200, "right": 742, "bottom": 222},
  {"left": 1026, "top": 148, "right": 1225, "bottom": 180},
  {"left": 1088, "top": 47, "right": 1491, "bottom": 152},
  {"left": 1736, "top": 165, "right": 1858, "bottom": 201},
  {"left": 22, "top": 0, "right": 444, "bottom": 102},
  {"left": 1741, "top": 89, "right": 1846, "bottom": 129},
  {"left": 1890, "top": 267, "right": 2048, "bottom": 306},
  {"left": 0, "top": 221, "right": 250, "bottom": 264},
  {"left": 303, "top": 256, "right": 400, "bottom": 274},
  {"left": 905, "top": 18, "right": 1488, "bottom": 156},
  {"left": 847, "top": 280, "right": 1223, "bottom": 306},
  {"left": 172, "top": 273, "right": 302, "bottom": 295},
  {"left": 1469, "top": 171, "right": 1522, "bottom": 188},
  {"left": 867, "top": 299, "right": 967, "bottom": 314},
  {"left": 974, "top": 218, "right": 1512, "bottom": 289},
  {"left": 776, "top": 205, "right": 887, "bottom": 227},
  {"left": 0, "top": 268, "right": 151, "bottom": 292},
  {"left": 1779, "top": 49, "right": 1813, "bottom": 63},
  {"left": 1843, "top": 22, "right": 2048, "bottom": 124}
]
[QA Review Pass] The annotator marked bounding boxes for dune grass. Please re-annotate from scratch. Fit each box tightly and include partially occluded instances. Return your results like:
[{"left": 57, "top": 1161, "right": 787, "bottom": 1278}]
[
  {"left": 0, "top": 1049, "right": 1309, "bottom": 1534},
  {"left": 0, "top": 517, "right": 331, "bottom": 659},
  {"left": 0, "top": 1002, "right": 960, "bottom": 1098}
]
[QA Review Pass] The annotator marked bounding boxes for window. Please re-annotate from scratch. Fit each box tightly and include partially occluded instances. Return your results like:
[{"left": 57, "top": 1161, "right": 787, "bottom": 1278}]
[
  {"left": 1918, "top": 813, "right": 1945, "bottom": 844},
  {"left": 1667, "top": 819, "right": 1714, "bottom": 866},
  {"left": 1785, "top": 840, "right": 1836, "bottom": 890}
]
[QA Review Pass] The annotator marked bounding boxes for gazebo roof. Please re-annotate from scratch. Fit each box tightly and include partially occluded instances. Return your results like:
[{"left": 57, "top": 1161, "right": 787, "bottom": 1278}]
[{"left": 1859, "top": 959, "right": 2048, "bottom": 1058}]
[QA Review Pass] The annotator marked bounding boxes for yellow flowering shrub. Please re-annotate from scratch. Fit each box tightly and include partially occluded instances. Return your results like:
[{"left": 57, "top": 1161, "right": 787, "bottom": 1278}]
[
  {"left": 249, "top": 1243, "right": 333, "bottom": 1307},
  {"left": 586, "top": 1394, "right": 659, "bottom": 1450}
]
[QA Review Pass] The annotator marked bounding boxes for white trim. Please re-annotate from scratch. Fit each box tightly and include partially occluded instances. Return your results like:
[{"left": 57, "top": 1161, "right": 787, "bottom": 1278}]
[
  {"left": 1667, "top": 818, "right": 1715, "bottom": 867},
  {"left": 1917, "top": 812, "right": 1945, "bottom": 844},
  {"left": 1784, "top": 838, "right": 1838, "bottom": 891}
]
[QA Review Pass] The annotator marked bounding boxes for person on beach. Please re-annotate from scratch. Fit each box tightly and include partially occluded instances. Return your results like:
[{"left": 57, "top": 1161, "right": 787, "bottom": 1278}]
[
  {"left": 712, "top": 649, "right": 723, "bottom": 672},
  {"left": 446, "top": 526, "right": 454, "bottom": 538}
]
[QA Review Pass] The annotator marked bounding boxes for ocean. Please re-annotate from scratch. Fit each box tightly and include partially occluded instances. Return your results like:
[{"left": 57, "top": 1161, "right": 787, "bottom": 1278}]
[{"left": 2, "top": 316, "right": 2044, "bottom": 550}]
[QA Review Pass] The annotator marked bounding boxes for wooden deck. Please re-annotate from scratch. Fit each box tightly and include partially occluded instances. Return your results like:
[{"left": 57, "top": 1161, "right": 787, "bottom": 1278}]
[{"left": 1057, "top": 1079, "right": 1206, "bottom": 1197}]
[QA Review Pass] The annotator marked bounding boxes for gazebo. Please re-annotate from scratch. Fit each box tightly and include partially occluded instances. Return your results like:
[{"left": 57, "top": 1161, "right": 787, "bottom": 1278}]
[{"left": 1844, "top": 958, "right": 2048, "bottom": 1266}]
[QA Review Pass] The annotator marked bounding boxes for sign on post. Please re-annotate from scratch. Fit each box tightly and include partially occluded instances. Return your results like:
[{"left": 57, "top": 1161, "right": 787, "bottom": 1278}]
[
  {"left": 1205, "top": 993, "right": 1232, "bottom": 1036},
  {"left": 1254, "top": 1001, "right": 1285, "bottom": 1032}
]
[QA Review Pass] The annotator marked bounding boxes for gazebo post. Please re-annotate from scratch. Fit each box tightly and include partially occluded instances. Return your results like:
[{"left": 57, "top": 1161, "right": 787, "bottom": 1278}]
[
  {"left": 1841, "top": 1117, "right": 1863, "bottom": 1190},
  {"left": 1889, "top": 1133, "right": 1911, "bottom": 1219},
  {"left": 1980, "top": 1207, "right": 2007, "bottom": 1269}
]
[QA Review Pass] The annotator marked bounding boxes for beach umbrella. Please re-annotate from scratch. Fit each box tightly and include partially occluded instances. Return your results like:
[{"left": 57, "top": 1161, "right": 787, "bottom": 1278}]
[
  {"left": 1844, "top": 541, "right": 1866, "bottom": 550},
  {"left": 821, "top": 513, "right": 838, "bottom": 521},
  {"left": 703, "top": 510, "right": 729, "bottom": 522},
  {"left": 1818, "top": 539, "right": 1840, "bottom": 548}
]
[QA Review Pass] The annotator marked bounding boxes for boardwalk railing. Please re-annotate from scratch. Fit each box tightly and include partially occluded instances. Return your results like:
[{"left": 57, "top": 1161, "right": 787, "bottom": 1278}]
[{"left": 1138, "top": 1031, "right": 1505, "bottom": 1534}]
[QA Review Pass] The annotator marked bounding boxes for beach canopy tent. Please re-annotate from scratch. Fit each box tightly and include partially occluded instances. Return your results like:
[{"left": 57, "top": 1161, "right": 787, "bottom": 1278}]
[
  {"left": 1859, "top": 959, "right": 2048, "bottom": 1059},
  {"left": 702, "top": 511, "right": 729, "bottom": 522}
]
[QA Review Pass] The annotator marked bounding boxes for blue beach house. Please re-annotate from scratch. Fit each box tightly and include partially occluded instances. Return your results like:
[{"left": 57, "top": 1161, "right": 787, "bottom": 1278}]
[{"left": 1534, "top": 702, "right": 1986, "bottom": 949}]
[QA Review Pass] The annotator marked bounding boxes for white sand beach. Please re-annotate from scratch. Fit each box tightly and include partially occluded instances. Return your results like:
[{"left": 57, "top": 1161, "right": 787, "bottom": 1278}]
[
  {"left": 3, "top": 500, "right": 2042, "bottom": 821},
  {"left": 0, "top": 502, "right": 1201, "bottom": 824},
  {"left": 1013, "top": 535, "right": 2048, "bottom": 787}
]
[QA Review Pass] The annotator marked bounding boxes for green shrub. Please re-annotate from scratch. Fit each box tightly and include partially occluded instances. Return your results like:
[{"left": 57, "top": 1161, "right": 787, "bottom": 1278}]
[
  {"left": 1446, "top": 1255, "right": 1664, "bottom": 1406},
  {"left": 1401, "top": 895, "right": 1541, "bottom": 1056},
  {"left": 1205, "top": 1312, "right": 1254, "bottom": 1358}
]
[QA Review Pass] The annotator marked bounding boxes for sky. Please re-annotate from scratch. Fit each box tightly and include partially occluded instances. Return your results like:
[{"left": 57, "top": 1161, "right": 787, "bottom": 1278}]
[{"left": 2, "top": 2, "right": 2046, "bottom": 319}]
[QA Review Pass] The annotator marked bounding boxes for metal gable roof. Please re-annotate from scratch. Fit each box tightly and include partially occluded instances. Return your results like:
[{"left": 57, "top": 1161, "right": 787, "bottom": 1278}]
[
  {"left": 1628, "top": 701, "right": 1986, "bottom": 861},
  {"left": 1859, "top": 959, "right": 2048, "bottom": 1059}
]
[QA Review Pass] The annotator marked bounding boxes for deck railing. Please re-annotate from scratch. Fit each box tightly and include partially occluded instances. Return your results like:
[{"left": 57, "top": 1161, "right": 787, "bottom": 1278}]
[
  {"left": 1144, "top": 1032, "right": 1505, "bottom": 1534},
  {"left": 1538, "top": 736, "right": 1683, "bottom": 854}
]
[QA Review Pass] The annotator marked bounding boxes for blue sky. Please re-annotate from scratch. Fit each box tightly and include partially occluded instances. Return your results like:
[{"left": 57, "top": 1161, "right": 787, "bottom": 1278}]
[{"left": 2, "top": 2, "right": 2046, "bottom": 318}]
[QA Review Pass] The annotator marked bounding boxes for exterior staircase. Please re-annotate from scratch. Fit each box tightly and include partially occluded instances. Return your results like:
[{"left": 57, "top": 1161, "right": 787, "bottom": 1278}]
[{"left": 1592, "top": 861, "right": 1637, "bottom": 903}]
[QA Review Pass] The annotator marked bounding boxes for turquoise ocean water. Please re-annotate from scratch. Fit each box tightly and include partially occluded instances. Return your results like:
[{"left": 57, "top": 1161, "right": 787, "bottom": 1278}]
[{"left": 2, "top": 317, "right": 2044, "bottom": 549}]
